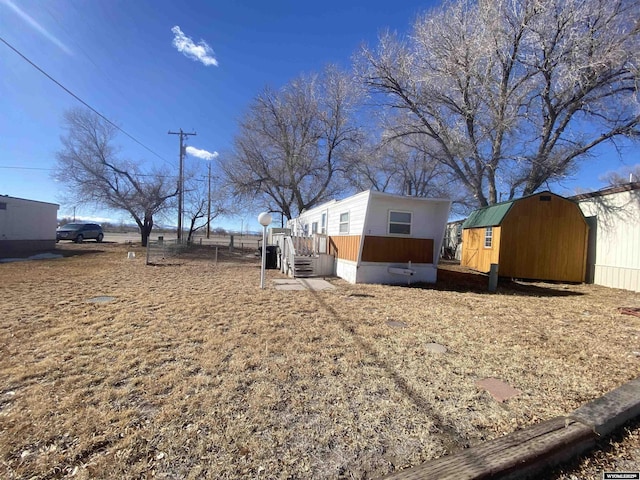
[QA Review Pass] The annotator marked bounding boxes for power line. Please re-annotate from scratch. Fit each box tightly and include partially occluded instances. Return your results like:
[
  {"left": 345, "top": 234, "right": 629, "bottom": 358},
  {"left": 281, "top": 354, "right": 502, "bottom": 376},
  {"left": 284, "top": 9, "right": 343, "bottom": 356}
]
[
  {"left": 0, "top": 165, "right": 52, "bottom": 171},
  {"left": 0, "top": 35, "right": 172, "bottom": 166},
  {"left": 0, "top": 165, "right": 178, "bottom": 179}
]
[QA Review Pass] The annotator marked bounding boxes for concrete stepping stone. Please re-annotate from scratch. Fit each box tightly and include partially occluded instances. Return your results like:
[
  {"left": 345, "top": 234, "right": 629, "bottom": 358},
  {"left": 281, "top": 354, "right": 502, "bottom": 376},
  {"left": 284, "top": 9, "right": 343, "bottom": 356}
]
[
  {"left": 86, "top": 296, "right": 116, "bottom": 303},
  {"left": 386, "top": 319, "right": 407, "bottom": 328},
  {"left": 273, "top": 279, "right": 336, "bottom": 291},
  {"left": 273, "top": 280, "right": 306, "bottom": 291},
  {"left": 298, "top": 278, "right": 335, "bottom": 291},
  {"left": 477, "top": 377, "right": 521, "bottom": 402},
  {"left": 425, "top": 343, "right": 447, "bottom": 354}
]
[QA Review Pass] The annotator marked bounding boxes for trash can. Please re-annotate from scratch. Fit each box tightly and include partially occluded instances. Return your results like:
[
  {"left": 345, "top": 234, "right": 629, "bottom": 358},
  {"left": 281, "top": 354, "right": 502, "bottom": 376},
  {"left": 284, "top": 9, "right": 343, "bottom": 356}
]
[{"left": 265, "top": 245, "right": 279, "bottom": 269}]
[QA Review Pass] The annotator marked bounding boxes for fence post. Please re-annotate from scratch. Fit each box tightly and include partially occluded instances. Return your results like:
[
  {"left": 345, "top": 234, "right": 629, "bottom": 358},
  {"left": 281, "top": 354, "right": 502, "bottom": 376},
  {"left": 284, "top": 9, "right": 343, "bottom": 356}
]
[{"left": 488, "top": 263, "right": 499, "bottom": 292}]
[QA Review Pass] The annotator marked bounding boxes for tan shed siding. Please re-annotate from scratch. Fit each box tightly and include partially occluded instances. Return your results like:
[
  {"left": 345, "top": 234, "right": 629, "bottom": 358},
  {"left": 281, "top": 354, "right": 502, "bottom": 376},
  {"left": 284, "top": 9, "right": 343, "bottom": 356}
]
[
  {"left": 461, "top": 226, "right": 501, "bottom": 272},
  {"left": 499, "top": 194, "right": 588, "bottom": 282},
  {"left": 328, "top": 235, "right": 361, "bottom": 262},
  {"left": 360, "top": 236, "right": 434, "bottom": 263}
]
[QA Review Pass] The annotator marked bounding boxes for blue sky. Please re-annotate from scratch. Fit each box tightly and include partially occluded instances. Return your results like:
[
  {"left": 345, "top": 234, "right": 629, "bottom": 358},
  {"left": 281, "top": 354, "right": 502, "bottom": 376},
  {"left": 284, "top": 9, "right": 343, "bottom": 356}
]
[{"left": 1, "top": 0, "right": 637, "bottom": 232}]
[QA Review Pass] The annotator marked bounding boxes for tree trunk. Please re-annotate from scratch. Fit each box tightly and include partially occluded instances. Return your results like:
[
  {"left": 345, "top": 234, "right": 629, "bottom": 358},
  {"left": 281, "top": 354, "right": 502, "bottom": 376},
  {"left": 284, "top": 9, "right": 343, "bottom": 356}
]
[{"left": 140, "top": 214, "right": 153, "bottom": 247}]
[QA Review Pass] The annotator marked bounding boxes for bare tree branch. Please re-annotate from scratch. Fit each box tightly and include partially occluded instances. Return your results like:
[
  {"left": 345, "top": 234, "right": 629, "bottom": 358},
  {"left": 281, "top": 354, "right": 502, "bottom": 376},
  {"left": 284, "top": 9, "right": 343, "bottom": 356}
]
[
  {"left": 54, "top": 107, "right": 178, "bottom": 246},
  {"left": 356, "top": 0, "right": 640, "bottom": 207},
  {"left": 221, "top": 66, "right": 363, "bottom": 220}
]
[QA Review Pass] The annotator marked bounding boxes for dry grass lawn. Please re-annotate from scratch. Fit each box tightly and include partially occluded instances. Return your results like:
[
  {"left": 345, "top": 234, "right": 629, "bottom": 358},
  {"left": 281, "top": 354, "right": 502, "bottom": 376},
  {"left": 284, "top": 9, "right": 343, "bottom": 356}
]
[{"left": 1, "top": 243, "right": 639, "bottom": 479}]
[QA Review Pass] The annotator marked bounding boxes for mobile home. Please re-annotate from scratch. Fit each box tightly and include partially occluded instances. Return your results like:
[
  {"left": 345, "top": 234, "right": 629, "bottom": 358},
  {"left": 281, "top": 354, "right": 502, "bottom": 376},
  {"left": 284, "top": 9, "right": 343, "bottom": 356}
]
[
  {"left": 573, "top": 182, "right": 640, "bottom": 292},
  {"left": 0, "top": 195, "right": 59, "bottom": 258},
  {"left": 284, "top": 190, "right": 451, "bottom": 284}
]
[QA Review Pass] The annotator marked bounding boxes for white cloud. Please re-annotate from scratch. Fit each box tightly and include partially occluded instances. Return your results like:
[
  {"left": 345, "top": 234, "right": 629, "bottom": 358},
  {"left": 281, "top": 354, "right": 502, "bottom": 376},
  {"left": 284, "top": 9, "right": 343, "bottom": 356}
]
[
  {"left": 171, "top": 26, "right": 218, "bottom": 67},
  {"left": 185, "top": 146, "right": 219, "bottom": 161},
  {"left": 1, "top": 0, "right": 72, "bottom": 55}
]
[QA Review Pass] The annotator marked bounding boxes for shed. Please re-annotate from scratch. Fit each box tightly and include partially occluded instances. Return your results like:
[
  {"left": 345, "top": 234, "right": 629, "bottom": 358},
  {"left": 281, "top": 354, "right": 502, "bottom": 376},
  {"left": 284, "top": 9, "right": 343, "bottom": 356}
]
[
  {"left": 284, "top": 190, "right": 451, "bottom": 284},
  {"left": 0, "top": 195, "right": 59, "bottom": 258},
  {"left": 573, "top": 182, "right": 640, "bottom": 292},
  {"left": 461, "top": 192, "right": 589, "bottom": 282}
]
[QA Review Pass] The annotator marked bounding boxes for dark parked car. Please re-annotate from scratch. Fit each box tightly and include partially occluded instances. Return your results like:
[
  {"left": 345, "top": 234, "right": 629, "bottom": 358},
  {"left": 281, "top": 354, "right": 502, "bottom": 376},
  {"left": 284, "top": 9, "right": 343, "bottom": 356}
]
[{"left": 56, "top": 223, "right": 104, "bottom": 243}]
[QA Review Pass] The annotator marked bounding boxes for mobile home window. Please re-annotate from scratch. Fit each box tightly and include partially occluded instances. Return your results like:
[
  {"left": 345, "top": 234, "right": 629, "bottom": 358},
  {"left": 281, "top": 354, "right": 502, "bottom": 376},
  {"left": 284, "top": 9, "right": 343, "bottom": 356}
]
[
  {"left": 389, "top": 211, "right": 412, "bottom": 235},
  {"left": 0, "top": 202, "right": 6, "bottom": 210},
  {"left": 484, "top": 227, "right": 493, "bottom": 248},
  {"left": 311, "top": 222, "right": 318, "bottom": 234},
  {"left": 321, "top": 213, "right": 327, "bottom": 234},
  {"left": 339, "top": 212, "right": 349, "bottom": 234}
]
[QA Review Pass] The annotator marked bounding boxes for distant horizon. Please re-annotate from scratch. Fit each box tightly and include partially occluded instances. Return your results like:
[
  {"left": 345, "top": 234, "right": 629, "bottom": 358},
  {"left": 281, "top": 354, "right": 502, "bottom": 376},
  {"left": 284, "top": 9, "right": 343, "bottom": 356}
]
[{"left": 55, "top": 214, "right": 261, "bottom": 235}]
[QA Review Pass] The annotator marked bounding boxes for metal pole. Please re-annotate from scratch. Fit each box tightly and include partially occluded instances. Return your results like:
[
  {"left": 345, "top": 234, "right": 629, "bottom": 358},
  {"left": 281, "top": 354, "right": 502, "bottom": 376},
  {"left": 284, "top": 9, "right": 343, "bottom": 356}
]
[
  {"left": 168, "top": 129, "right": 196, "bottom": 242},
  {"left": 260, "top": 225, "right": 267, "bottom": 289},
  {"left": 207, "top": 162, "right": 211, "bottom": 239},
  {"left": 178, "top": 131, "right": 183, "bottom": 241}
]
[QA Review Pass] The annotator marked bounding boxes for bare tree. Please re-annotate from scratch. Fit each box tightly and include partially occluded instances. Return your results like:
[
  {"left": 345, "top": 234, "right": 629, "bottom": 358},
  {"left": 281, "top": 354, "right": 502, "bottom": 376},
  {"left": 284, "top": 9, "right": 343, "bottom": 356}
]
[
  {"left": 346, "top": 120, "right": 474, "bottom": 215},
  {"left": 182, "top": 163, "right": 231, "bottom": 243},
  {"left": 221, "top": 65, "right": 363, "bottom": 220},
  {"left": 347, "top": 136, "right": 452, "bottom": 193},
  {"left": 54, "top": 108, "right": 177, "bottom": 246},
  {"left": 357, "top": 0, "right": 640, "bottom": 207},
  {"left": 600, "top": 163, "right": 640, "bottom": 185}
]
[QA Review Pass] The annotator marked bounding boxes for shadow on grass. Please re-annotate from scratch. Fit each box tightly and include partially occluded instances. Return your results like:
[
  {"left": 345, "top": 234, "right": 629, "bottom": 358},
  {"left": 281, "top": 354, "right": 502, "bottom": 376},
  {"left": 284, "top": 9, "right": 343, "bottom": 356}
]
[
  {"left": 53, "top": 248, "right": 107, "bottom": 258},
  {"left": 306, "top": 287, "right": 471, "bottom": 462},
  {"left": 410, "top": 265, "right": 584, "bottom": 298}
]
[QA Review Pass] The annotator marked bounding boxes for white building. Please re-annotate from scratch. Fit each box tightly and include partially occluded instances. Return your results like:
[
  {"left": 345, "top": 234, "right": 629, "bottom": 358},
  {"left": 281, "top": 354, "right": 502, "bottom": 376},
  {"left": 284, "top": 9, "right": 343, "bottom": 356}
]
[
  {"left": 573, "top": 183, "right": 640, "bottom": 292},
  {"left": 0, "top": 195, "right": 59, "bottom": 257},
  {"left": 284, "top": 190, "right": 451, "bottom": 284}
]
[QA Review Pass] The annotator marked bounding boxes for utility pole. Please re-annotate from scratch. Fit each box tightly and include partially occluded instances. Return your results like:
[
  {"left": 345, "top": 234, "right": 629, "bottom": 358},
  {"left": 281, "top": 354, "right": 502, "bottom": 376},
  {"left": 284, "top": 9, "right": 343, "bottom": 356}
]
[
  {"left": 207, "top": 162, "right": 211, "bottom": 239},
  {"left": 168, "top": 129, "right": 196, "bottom": 241}
]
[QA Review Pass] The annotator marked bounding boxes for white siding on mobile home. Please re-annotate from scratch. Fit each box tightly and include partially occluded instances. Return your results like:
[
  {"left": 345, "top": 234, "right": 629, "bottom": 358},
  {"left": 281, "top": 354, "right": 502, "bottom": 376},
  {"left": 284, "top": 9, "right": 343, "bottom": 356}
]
[
  {"left": 290, "top": 191, "right": 370, "bottom": 238},
  {"left": 0, "top": 195, "right": 59, "bottom": 257},
  {"left": 327, "top": 190, "right": 370, "bottom": 236},
  {"left": 576, "top": 183, "right": 640, "bottom": 292},
  {"left": 358, "top": 192, "right": 451, "bottom": 284},
  {"left": 287, "top": 190, "right": 451, "bottom": 285}
]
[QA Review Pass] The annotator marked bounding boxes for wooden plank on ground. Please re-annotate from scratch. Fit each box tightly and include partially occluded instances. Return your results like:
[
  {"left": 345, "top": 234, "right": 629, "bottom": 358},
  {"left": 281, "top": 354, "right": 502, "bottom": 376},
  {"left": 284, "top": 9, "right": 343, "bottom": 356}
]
[
  {"left": 570, "top": 376, "right": 640, "bottom": 437},
  {"left": 380, "top": 417, "right": 595, "bottom": 480}
]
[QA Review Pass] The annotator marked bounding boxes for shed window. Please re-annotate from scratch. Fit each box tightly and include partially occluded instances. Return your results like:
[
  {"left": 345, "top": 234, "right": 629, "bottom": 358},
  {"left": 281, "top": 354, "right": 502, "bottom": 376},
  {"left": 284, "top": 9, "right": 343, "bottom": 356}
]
[
  {"left": 389, "top": 211, "right": 412, "bottom": 235},
  {"left": 484, "top": 227, "right": 493, "bottom": 248},
  {"left": 339, "top": 212, "right": 349, "bottom": 234},
  {"left": 0, "top": 202, "right": 6, "bottom": 210},
  {"left": 540, "top": 195, "right": 551, "bottom": 202}
]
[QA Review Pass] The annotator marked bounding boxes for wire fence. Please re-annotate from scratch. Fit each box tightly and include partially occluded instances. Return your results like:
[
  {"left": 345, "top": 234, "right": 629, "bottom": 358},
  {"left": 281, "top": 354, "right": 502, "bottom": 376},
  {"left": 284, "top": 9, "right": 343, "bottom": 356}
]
[
  {"left": 145, "top": 235, "right": 261, "bottom": 265},
  {"left": 145, "top": 238, "right": 190, "bottom": 265}
]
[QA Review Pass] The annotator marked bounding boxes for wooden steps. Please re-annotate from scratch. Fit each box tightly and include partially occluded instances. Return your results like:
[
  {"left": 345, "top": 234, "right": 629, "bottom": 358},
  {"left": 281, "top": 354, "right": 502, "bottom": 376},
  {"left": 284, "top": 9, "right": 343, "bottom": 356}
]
[{"left": 293, "top": 256, "right": 315, "bottom": 277}]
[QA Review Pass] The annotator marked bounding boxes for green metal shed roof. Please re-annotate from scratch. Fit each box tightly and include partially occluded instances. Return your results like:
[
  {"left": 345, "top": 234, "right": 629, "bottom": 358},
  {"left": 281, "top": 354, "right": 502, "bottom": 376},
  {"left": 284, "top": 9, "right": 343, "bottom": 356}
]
[{"left": 462, "top": 201, "right": 515, "bottom": 229}]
